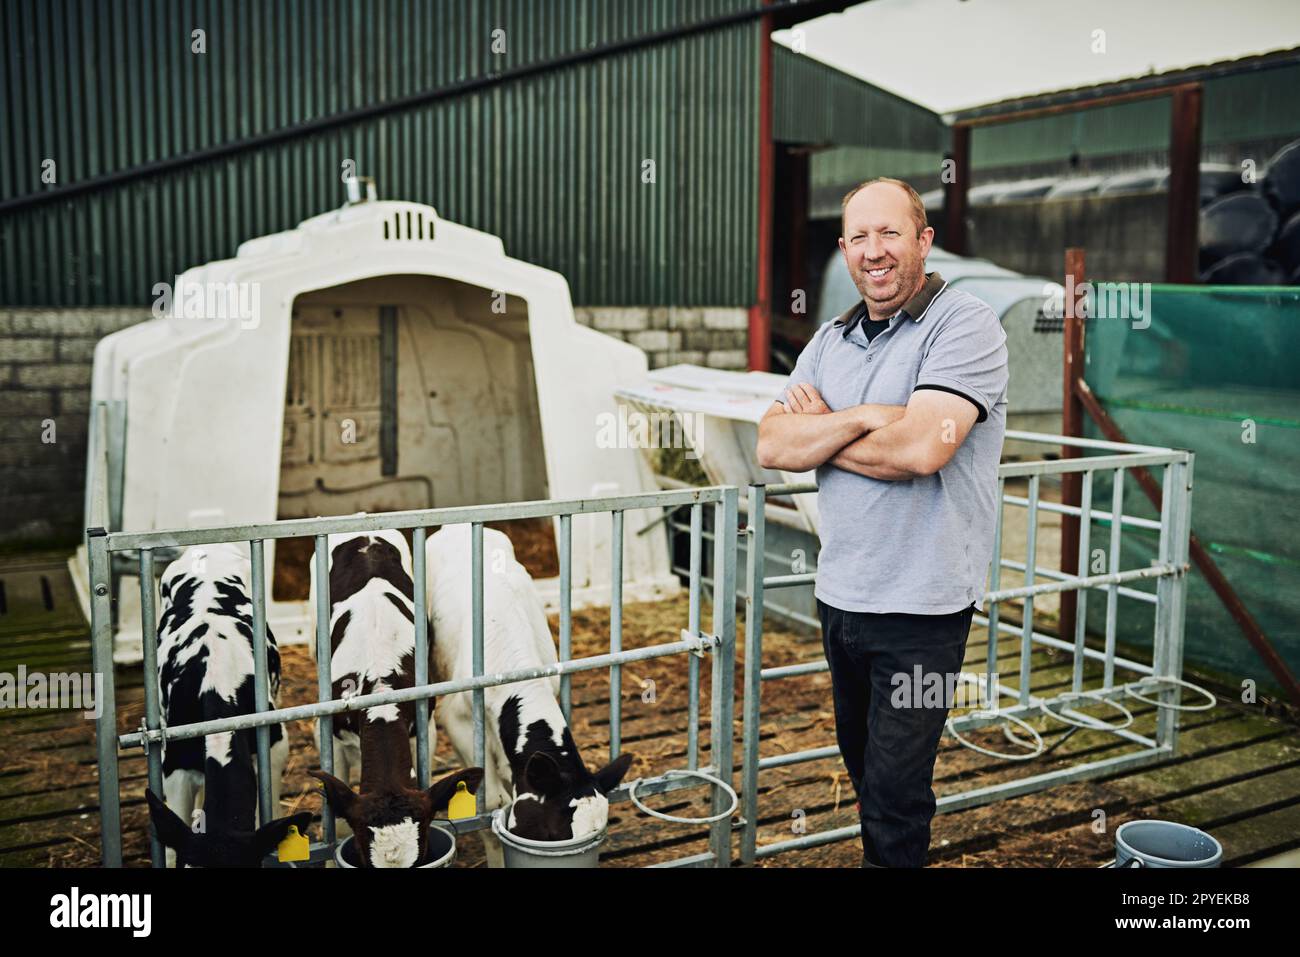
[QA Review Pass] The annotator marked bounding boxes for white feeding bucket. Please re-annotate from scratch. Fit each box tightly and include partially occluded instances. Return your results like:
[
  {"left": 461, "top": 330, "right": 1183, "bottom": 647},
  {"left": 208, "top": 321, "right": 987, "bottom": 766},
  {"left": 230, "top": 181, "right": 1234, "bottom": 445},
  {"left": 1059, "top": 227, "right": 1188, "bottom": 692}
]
[{"left": 490, "top": 807, "right": 606, "bottom": 868}]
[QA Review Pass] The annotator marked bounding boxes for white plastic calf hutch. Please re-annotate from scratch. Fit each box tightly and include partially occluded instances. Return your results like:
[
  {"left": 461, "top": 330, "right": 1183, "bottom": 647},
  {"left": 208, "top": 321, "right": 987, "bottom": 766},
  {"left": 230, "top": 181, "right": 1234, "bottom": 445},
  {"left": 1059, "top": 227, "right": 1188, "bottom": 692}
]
[{"left": 72, "top": 193, "right": 680, "bottom": 661}]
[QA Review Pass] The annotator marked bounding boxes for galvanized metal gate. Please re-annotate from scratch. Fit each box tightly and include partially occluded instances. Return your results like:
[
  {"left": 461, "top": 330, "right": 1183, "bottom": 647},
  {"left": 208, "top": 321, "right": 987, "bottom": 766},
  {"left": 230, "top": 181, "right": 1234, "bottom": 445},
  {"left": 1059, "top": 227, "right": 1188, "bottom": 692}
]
[
  {"left": 738, "top": 431, "right": 1198, "bottom": 862},
  {"left": 89, "top": 485, "right": 738, "bottom": 868}
]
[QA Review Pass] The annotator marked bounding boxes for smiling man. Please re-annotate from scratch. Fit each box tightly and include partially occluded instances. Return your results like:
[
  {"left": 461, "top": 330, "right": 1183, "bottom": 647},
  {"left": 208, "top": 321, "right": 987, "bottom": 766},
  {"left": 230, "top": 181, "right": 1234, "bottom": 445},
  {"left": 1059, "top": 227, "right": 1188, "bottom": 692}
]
[{"left": 756, "top": 177, "right": 1008, "bottom": 868}]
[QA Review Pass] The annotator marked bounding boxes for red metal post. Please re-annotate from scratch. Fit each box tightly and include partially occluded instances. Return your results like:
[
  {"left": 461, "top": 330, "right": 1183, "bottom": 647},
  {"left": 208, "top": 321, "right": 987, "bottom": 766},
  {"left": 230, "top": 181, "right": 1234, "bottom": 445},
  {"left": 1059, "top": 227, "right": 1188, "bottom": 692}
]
[
  {"left": 943, "top": 125, "right": 971, "bottom": 255},
  {"left": 1166, "top": 84, "right": 1203, "bottom": 283},
  {"left": 1060, "top": 247, "right": 1086, "bottom": 643},
  {"left": 748, "top": 1, "right": 775, "bottom": 372}
]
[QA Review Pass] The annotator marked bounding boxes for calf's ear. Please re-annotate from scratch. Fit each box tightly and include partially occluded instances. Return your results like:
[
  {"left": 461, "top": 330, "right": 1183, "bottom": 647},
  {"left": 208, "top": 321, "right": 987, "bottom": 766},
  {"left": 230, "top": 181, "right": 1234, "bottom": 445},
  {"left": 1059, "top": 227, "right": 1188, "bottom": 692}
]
[
  {"left": 146, "top": 789, "right": 195, "bottom": 854},
  {"left": 309, "top": 769, "right": 359, "bottom": 819},
  {"left": 592, "top": 752, "right": 635, "bottom": 795},
  {"left": 426, "top": 767, "right": 486, "bottom": 813}
]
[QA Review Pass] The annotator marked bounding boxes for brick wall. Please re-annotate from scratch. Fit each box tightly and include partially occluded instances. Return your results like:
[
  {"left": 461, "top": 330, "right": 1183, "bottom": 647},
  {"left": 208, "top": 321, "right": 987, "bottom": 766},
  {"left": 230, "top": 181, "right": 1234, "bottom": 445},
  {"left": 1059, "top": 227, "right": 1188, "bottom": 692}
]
[
  {"left": 0, "top": 306, "right": 750, "bottom": 548},
  {"left": 0, "top": 309, "right": 150, "bottom": 548}
]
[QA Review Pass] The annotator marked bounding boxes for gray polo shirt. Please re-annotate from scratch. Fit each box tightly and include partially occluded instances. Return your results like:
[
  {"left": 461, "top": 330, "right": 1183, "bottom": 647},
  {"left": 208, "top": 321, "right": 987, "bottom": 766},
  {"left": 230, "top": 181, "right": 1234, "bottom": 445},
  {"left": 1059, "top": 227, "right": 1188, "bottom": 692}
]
[{"left": 781, "top": 271, "right": 1008, "bottom": 615}]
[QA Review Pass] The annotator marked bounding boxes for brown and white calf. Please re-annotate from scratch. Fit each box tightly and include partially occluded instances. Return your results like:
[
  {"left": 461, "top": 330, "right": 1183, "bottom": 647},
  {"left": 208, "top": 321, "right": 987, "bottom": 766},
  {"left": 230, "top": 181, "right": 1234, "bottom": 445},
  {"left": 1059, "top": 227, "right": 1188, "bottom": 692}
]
[
  {"left": 308, "top": 528, "right": 482, "bottom": 868},
  {"left": 425, "top": 525, "right": 632, "bottom": 867},
  {"left": 147, "top": 543, "right": 312, "bottom": 867}
]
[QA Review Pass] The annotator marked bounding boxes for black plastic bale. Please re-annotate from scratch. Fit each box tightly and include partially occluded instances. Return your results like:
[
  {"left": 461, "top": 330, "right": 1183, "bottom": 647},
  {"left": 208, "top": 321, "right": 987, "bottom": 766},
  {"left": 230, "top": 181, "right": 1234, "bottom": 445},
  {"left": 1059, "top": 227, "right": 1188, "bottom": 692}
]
[
  {"left": 1263, "top": 139, "right": 1300, "bottom": 219},
  {"left": 1198, "top": 192, "right": 1279, "bottom": 268},
  {"left": 1200, "top": 251, "right": 1286, "bottom": 285}
]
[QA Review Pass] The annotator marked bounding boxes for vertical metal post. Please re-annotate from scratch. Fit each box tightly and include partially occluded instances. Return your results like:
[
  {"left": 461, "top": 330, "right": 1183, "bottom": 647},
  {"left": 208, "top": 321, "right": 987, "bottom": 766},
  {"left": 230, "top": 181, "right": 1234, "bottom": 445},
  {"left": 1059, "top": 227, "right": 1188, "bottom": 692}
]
[
  {"left": 1158, "top": 457, "right": 1194, "bottom": 751},
  {"left": 412, "top": 526, "right": 430, "bottom": 789},
  {"left": 313, "top": 534, "right": 336, "bottom": 846},
  {"left": 988, "top": 477, "right": 1004, "bottom": 708},
  {"left": 610, "top": 510, "right": 624, "bottom": 760},
  {"left": 1153, "top": 465, "right": 1175, "bottom": 748},
  {"left": 1104, "top": 469, "right": 1125, "bottom": 689},
  {"left": 709, "top": 488, "right": 738, "bottom": 867},
  {"left": 1071, "top": 471, "right": 1093, "bottom": 693},
  {"left": 138, "top": 548, "right": 164, "bottom": 868},
  {"left": 740, "top": 485, "right": 765, "bottom": 865},
  {"left": 687, "top": 503, "right": 702, "bottom": 769},
  {"left": 471, "top": 523, "right": 486, "bottom": 780},
  {"left": 88, "top": 529, "right": 123, "bottom": 867},
  {"left": 249, "top": 540, "right": 274, "bottom": 829},
  {"left": 1018, "top": 474, "right": 1039, "bottom": 706},
  {"left": 559, "top": 514, "right": 573, "bottom": 723}
]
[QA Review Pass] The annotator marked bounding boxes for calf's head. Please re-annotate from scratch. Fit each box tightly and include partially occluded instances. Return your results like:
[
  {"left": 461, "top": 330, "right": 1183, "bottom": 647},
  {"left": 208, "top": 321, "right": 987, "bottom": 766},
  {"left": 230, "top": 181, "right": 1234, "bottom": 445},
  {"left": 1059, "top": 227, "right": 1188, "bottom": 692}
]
[
  {"left": 146, "top": 790, "right": 313, "bottom": 868},
  {"left": 507, "top": 745, "right": 634, "bottom": 842},
  {"left": 310, "top": 767, "right": 484, "bottom": 868}
]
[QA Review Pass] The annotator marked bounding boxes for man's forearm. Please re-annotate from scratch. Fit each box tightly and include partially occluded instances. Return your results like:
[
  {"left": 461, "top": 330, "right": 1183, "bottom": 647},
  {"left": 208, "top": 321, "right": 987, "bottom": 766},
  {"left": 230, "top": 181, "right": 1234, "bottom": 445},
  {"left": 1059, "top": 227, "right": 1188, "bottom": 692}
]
[
  {"left": 830, "top": 417, "right": 924, "bottom": 480},
  {"left": 757, "top": 404, "right": 903, "bottom": 472}
]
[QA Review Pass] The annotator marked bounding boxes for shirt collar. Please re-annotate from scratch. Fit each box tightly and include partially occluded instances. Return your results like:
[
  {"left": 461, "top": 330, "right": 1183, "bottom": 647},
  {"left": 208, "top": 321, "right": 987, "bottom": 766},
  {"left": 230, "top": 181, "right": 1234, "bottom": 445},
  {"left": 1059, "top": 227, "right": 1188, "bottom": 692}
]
[{"left": 832, "top": 271, "right": 949, "bottom": 339}]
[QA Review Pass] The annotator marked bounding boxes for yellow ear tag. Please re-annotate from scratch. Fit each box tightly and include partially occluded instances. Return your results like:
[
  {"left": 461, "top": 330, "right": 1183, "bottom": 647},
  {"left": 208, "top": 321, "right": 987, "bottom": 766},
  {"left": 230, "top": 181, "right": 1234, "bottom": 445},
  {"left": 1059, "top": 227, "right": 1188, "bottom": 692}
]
[
  {"left": 448, "top": 781, "right": 477, "bottom": 820},
  {"left": 277, "top": 825, "right": 310, "bottom": 863}
]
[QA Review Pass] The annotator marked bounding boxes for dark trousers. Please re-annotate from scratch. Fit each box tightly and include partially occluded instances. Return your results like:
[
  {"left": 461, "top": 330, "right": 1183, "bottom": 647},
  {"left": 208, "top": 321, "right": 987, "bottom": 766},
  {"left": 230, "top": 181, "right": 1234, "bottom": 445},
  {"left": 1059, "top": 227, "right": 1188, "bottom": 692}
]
[{"left": 817, "top": 598, "right": 975, "bottom": 868}]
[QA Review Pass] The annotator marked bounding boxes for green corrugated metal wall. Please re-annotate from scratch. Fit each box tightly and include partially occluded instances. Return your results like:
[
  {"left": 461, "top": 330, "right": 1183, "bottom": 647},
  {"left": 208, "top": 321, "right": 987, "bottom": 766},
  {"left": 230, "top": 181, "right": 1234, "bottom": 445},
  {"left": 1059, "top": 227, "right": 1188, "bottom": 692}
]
[
  {"left": 772, "top": 46, "right": 947, "bottom": 151},
  {"left": 1, "top": 0, "right": 766, "bottom": 307}
]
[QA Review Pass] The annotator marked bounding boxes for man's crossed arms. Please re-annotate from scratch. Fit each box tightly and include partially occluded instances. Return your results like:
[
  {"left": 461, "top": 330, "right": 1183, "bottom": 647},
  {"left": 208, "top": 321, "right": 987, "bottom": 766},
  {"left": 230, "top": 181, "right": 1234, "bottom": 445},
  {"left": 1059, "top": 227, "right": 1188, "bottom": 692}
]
[{"left": 755, "top": 384, "right": 979, "bottom": 480}]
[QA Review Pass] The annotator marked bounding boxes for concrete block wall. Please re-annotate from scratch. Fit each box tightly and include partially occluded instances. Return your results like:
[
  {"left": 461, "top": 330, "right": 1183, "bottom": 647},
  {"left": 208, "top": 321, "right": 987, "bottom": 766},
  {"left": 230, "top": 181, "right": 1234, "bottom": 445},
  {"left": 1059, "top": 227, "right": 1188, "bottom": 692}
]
[
  {"left": 0, "top": 309, "right": 150, "bottom": 548},
  {"left": 573, "top": 306, "right": 749, "bottom": 370}
]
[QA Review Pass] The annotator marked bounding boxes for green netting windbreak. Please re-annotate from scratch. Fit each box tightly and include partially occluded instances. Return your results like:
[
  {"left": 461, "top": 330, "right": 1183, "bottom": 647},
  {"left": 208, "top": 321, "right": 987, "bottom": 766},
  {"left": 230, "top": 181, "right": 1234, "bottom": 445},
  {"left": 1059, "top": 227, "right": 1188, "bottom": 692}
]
[{"left": 1081, "top": 284, "right": 1300, "bottom": 696}]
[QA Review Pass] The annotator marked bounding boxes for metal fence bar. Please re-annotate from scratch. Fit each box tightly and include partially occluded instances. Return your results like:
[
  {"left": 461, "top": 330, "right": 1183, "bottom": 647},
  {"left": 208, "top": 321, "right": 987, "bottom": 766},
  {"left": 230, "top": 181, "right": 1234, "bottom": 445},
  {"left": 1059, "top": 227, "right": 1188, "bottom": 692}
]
[
  {"left": 1104, "top": 468, "right": 1125, "bottom": 689},
  {"left": 1019, "top": 474, "right": 1039, "bottom": 707},
  {"left": 1159, "top": 458, "right": 1194, "bottom": 752},
  {"left": 1072, "top": 472, "right": 1093, "bottom": 694},
  {"left": 988, "top": 476, "right": 1005, "bottom": 707},
  {"left": 687, "top": 503, "right": 702, "bottom": 769},
  {"left": 120, "top": 638, "right": 708, "bottom": 747},
  {"left": 248, "top": 540, "right": 274, "bottom": 830},
  {"left": 741, "top": 484, "right": 766, "bottom": 865},
  {"left": 88, "top": 529, "right": 122, "bottom": 867},
  {"left": 1001, "top": 493, "right": 1162, "bottom": 532},
  {"left": 471, "top": 523, "right": 486, "bottom": 784},
  {"left": 412, "top": 527, "right": 430, "bottom": 788},
  {"left": 1153, "top": 464, "right": 1175, "bottom": 749},
  {"left": 559, "top": 514, "right": 573, "bottom": 723},
  {"left": 312, "top": 534, "right": 335, "bottom": 846},
  {"left": 998, "top": 558, "right": 1158, "bottom": 605},
  {"left": 610, "top": 510, "right": 624, "bottom": 760},
  {"left": 106, "top": 487, "right": 728, "bottom": 551},
  {"left": 137, "top": 548, "right": 164, "bottom": 868},
  {"left": 709, "top": 487, "right": 739, "bottom": 867}
]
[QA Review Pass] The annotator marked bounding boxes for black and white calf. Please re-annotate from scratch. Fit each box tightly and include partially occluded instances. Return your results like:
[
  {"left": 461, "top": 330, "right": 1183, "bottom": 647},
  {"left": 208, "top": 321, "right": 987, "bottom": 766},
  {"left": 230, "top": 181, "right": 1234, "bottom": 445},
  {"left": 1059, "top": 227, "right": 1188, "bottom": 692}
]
[
  {"left": 425, "top": 525, "right": 633, "bottom": 866},
  {"left": 147, "top": 543, "right": 310, "bottom": 868},
  {"left": 308, "top": 529, "right": 483, "bottom": 868}
]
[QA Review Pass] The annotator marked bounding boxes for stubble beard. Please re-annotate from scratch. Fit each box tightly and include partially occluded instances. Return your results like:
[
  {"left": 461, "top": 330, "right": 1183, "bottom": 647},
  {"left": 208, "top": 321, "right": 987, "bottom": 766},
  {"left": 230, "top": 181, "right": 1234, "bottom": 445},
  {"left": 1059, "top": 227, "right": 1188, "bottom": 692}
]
[{"left": 853, "top": 255, "right": 924, "bottom": 320}]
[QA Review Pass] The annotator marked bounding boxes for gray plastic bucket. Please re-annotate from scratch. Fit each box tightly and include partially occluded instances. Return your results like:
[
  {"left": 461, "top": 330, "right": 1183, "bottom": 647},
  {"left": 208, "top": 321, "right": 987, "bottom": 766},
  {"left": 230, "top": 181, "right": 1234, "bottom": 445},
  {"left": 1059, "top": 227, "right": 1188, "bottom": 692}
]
[
  {"left": 1115, "top": 820, "right": 1222, "bottom": 868},
  {"left": 334, "top": 821, "right": 457, "bottom": 869},
  {"left": 490, "top": 807, "right": 606, "bottom": 868}
]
